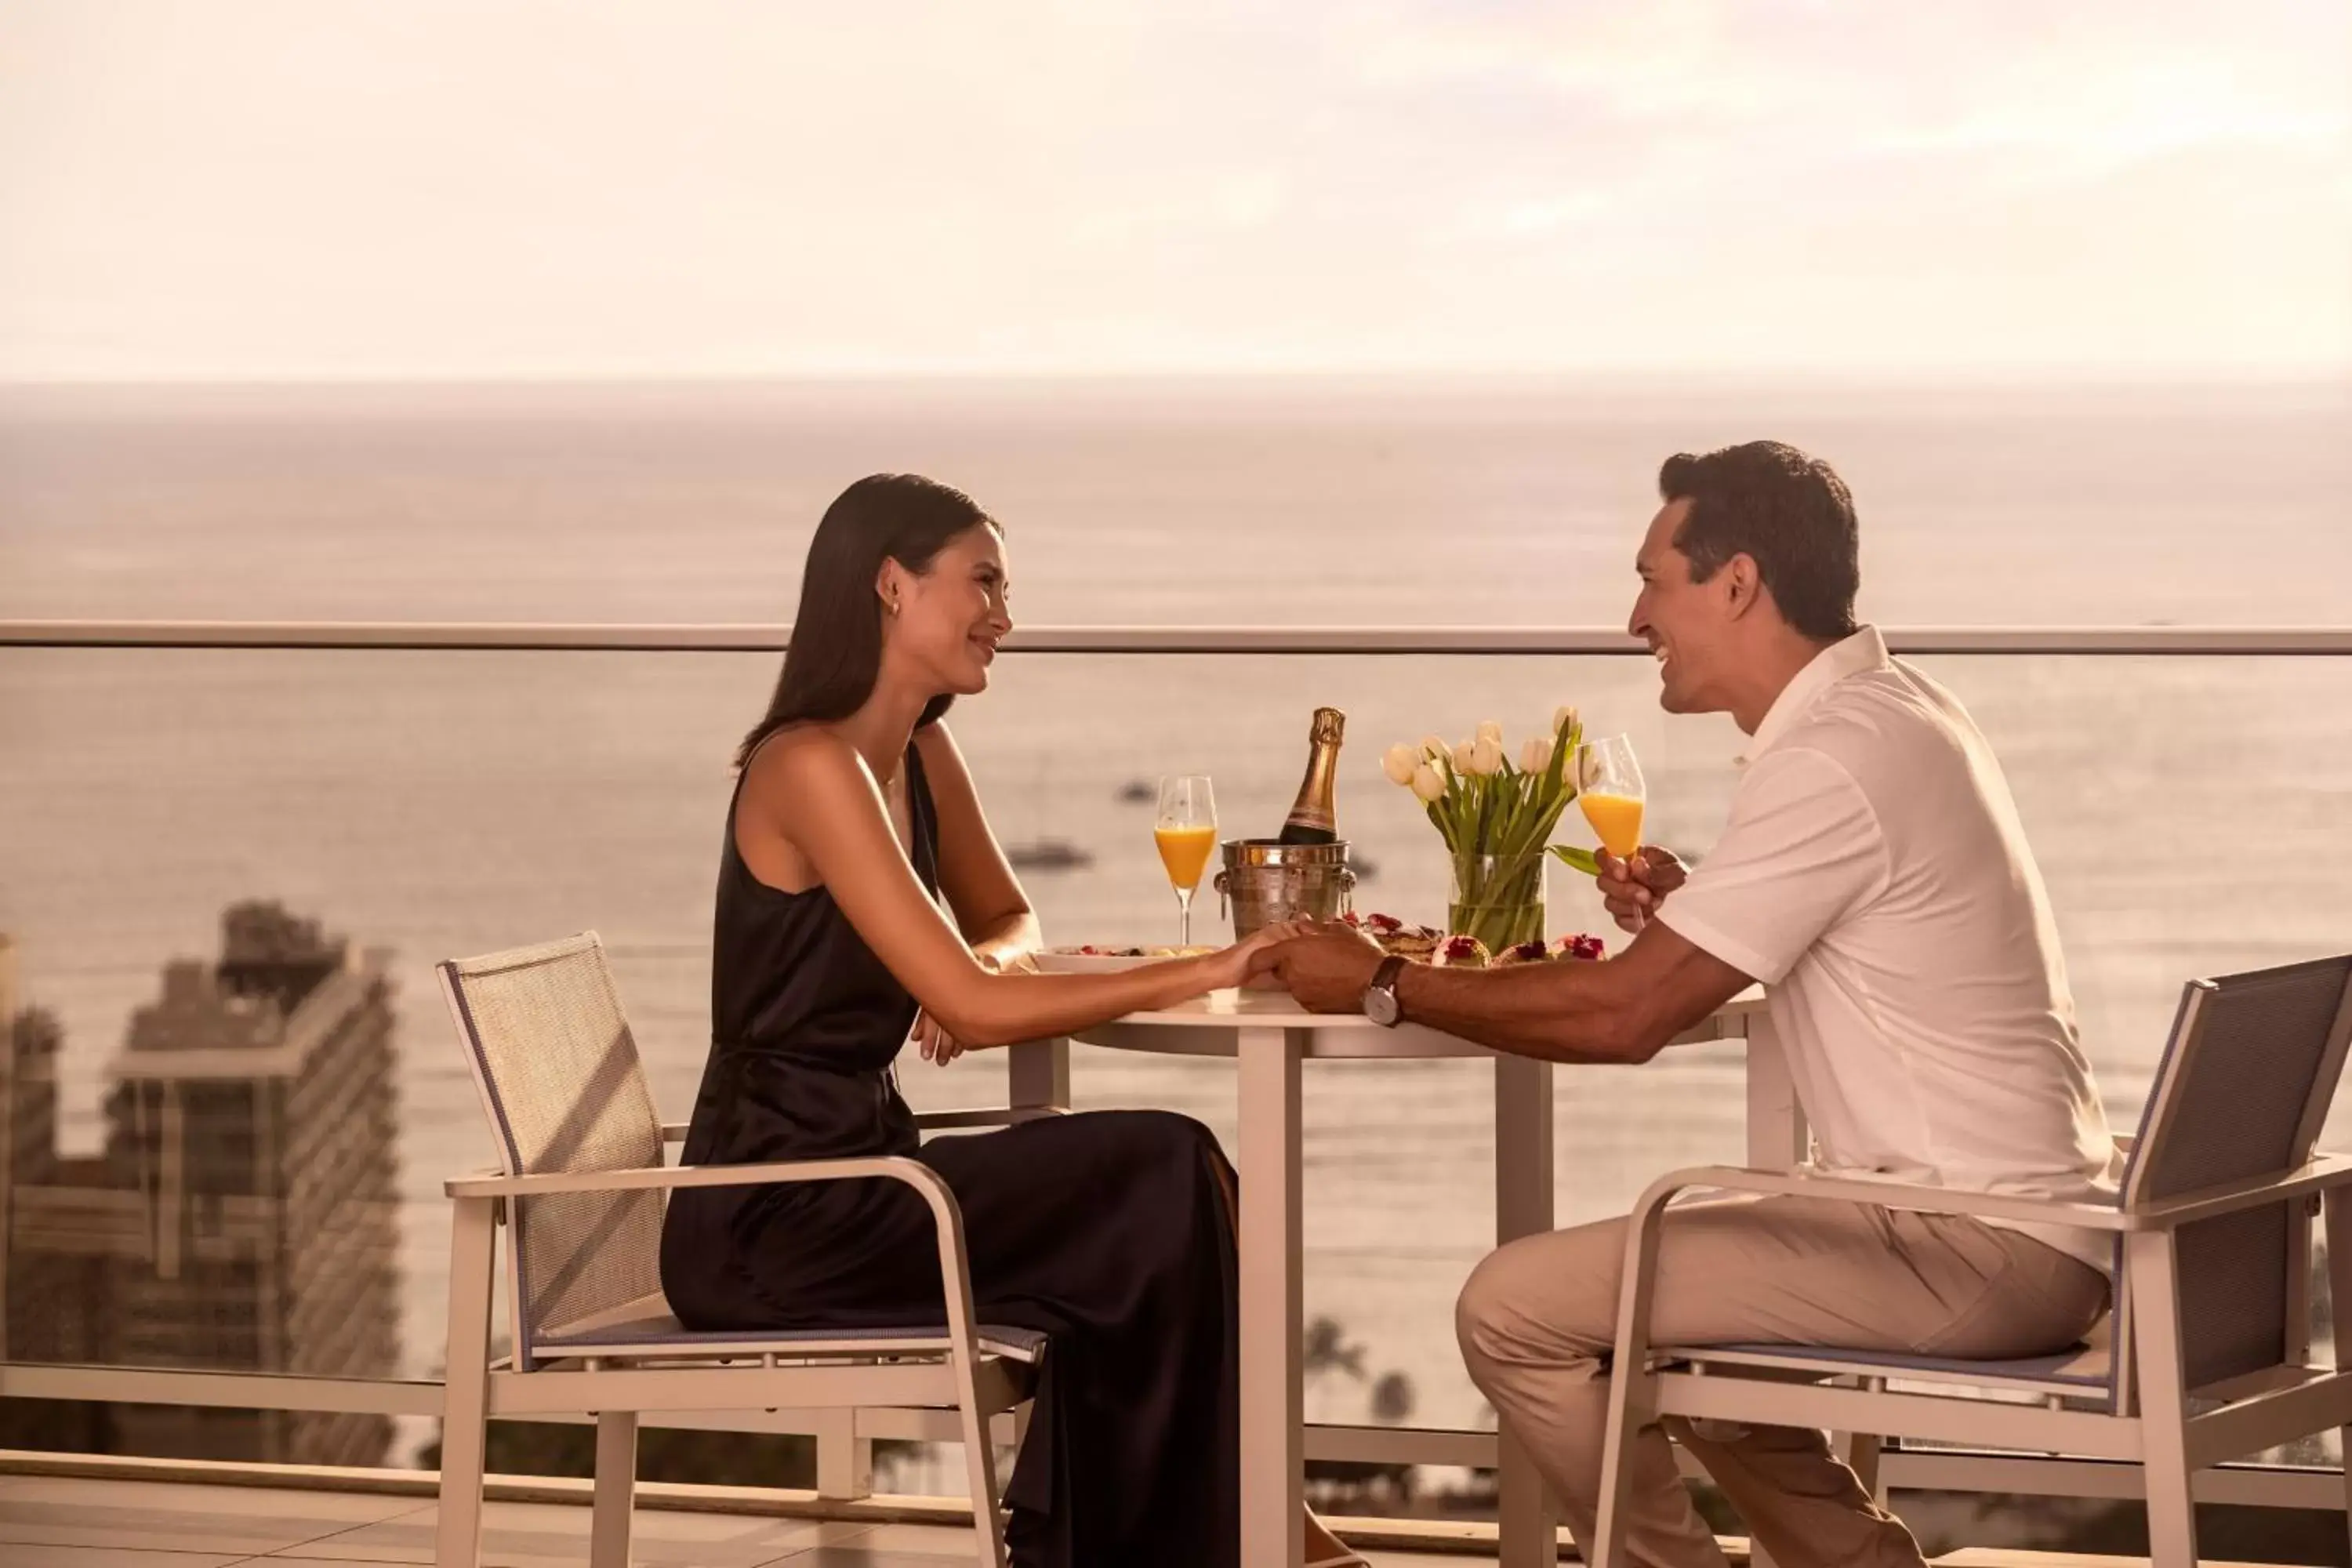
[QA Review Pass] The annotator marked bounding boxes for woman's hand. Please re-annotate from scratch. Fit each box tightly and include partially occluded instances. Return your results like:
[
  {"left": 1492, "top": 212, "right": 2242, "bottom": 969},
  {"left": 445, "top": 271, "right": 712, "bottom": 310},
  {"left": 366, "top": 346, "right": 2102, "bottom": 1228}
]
[
  {"left": 1201, "top": 918, "right": 1316, "bottom": 992},
  {"left": 913, "top": 1007, "right": 965, "bottom": 1066},
  {"left": 916, "top": 949, "right": 1018, "bottom": 1066}
]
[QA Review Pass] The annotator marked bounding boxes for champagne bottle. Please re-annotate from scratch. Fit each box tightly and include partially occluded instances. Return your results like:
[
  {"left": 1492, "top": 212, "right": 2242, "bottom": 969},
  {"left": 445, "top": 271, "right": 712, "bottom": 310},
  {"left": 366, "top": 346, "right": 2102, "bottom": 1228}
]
[{"left": 1274, "top": 707, "right": 1345, "bottom": 844}]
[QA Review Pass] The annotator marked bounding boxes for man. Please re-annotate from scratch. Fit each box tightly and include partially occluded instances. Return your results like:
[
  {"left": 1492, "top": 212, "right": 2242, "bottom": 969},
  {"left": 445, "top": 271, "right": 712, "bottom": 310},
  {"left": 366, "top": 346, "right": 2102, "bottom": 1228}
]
[{"left": 1267, "top": 441, "right": 2122, "bottom": 1568}]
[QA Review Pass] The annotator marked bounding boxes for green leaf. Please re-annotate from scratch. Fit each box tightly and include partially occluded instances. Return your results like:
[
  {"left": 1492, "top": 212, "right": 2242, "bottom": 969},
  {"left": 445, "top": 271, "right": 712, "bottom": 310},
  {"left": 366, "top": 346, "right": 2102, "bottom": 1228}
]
[{"left": 1548, "top": 844, "right": 1602, "bottom": 877}]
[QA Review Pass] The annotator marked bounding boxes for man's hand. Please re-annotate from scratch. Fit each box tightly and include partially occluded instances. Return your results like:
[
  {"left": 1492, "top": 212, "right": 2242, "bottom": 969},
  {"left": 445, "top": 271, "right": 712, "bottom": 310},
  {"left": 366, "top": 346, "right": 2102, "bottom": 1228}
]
[
  {"left": 1598, "top": 846, "right": 1687, "bottom": 933},
  {"left": 1265, "top": 921, "right": 1388, "bottom": 1013}
]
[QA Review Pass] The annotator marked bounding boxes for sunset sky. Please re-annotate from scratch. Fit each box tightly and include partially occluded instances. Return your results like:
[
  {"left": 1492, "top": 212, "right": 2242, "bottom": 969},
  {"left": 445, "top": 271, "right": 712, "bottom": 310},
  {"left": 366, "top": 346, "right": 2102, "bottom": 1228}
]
[{"left": 2, "top": 0, "right": 2347, "bottom": 379}]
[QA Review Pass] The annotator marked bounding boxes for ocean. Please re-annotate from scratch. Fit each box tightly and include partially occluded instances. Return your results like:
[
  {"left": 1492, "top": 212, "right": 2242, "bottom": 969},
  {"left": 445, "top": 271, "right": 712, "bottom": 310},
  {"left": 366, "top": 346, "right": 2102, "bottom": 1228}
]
[{"left": 2, "top": 376, "right": 2349, "bottom": 1457}]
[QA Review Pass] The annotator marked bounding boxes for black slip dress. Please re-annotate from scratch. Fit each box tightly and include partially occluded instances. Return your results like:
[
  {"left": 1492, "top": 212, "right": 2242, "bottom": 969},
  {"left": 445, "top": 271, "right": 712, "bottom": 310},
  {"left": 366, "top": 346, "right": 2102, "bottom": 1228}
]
[{"left": 659, "top": 737, "right": 1240, "bottom": 1567}]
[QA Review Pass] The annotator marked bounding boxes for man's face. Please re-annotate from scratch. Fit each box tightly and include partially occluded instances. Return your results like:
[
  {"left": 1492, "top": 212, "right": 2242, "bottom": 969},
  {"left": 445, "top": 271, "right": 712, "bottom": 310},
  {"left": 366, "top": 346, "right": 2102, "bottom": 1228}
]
[{"left": 1628, "top": 499, "right": 1729, "bottom": 715}]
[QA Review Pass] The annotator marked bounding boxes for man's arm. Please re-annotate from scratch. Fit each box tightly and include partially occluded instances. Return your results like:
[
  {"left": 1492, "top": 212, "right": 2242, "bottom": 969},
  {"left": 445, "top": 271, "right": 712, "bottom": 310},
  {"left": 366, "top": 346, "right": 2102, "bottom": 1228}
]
[{"left": 1267, "top": 921, "right": 1753, "bottom": 1065}]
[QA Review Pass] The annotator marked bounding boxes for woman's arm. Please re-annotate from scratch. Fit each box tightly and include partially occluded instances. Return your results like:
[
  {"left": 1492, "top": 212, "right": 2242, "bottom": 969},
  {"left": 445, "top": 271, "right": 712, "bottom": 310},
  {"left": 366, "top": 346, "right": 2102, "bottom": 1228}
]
[
  {"left": 913, "top": 724, "right": 1043, "bottom": 971},
  {"left": 746, "top": 731, "right": 1269, "bottom": 1049}
]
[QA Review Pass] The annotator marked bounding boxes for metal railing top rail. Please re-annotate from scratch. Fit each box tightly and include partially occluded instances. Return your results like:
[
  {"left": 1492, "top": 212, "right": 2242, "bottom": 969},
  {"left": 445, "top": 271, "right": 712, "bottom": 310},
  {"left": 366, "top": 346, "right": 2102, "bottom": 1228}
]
[{"left": 4, "top": 620, "right": 2351, "bottom": 656}]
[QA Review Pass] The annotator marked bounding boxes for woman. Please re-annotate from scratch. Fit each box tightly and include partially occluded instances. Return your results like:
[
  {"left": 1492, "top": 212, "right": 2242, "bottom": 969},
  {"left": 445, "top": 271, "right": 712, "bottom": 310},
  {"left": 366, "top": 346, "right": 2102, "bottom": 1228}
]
[{"left": 659, "top": 474, "right": 1363, "bottom": 1568}]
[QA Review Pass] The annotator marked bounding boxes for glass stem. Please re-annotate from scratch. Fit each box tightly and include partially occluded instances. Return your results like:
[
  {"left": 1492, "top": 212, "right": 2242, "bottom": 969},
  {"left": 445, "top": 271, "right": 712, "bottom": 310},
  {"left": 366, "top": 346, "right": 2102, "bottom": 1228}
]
[{"left": 1177, "top": 886, "right": 1193, "bottom": 946}]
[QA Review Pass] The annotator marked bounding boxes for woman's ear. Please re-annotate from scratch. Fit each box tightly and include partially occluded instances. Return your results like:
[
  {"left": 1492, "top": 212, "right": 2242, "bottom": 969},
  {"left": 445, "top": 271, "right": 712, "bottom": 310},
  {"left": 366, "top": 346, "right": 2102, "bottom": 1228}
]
[{"left": 875, "top": 562, "right": 904, "bottom": 619}]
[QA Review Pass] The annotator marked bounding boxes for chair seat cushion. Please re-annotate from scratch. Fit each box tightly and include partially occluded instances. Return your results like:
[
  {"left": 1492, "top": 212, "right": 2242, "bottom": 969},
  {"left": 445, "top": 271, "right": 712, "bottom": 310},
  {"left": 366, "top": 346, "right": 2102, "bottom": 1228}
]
[{"left": 1659, "top": 1338, "right": 2111, "bottom": 1392}]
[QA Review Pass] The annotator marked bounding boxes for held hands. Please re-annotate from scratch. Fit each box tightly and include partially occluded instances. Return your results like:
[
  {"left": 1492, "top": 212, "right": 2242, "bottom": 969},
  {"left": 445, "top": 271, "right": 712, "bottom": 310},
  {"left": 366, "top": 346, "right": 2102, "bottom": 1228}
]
[
  {"left": 1205, "top": 918, "right": 1317, "bottom": 992},
  {"left": 1261, "top": 920, "right": 1386, "bottom": 1013},
  {"left": 1597, "top": 846, "right": 1686, "bottom": 933}
]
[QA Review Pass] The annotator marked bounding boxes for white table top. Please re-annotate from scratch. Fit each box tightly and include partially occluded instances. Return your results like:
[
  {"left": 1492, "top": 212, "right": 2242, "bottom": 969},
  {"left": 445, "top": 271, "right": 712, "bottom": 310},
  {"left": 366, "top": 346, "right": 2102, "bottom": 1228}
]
[{"left": 1068, "top": 985, "right": 1766, "bottom": 1060}]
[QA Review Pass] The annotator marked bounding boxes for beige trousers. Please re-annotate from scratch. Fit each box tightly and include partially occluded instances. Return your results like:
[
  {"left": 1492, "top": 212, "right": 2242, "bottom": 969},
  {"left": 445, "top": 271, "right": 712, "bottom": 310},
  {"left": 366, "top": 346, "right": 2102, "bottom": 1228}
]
[{"left": 1456, "top": 1195, "right": 2109, "bottom": 1568}]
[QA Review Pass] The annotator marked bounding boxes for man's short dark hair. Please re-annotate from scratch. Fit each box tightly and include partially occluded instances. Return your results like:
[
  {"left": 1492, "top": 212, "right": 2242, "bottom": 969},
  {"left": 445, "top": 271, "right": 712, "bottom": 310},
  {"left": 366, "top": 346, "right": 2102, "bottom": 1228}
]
[{"left": 1658, "top": 441, "right": 1860, "bottom": 641}]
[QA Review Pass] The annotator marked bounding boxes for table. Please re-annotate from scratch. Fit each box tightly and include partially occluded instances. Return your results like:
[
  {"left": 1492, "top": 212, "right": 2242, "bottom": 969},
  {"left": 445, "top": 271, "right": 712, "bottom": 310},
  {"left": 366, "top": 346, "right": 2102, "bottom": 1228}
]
[{"left": 1007, "top": 988, "right": 1774, "bottom": 1568}]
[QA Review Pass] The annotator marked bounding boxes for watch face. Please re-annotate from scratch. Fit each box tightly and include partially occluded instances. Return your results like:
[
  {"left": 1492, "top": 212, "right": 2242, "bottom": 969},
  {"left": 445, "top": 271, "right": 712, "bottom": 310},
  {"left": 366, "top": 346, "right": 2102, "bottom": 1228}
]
[{"left": 1363, "top": 983, "right": 1401, "bottom": 1027}]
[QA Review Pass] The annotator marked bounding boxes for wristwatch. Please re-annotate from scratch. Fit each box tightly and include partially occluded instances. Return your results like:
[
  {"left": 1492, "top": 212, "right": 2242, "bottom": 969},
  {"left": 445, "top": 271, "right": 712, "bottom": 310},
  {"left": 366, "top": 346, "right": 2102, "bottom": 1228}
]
[{"left": 1361, "top": 955, "right": 1409, "bottom": 1027}]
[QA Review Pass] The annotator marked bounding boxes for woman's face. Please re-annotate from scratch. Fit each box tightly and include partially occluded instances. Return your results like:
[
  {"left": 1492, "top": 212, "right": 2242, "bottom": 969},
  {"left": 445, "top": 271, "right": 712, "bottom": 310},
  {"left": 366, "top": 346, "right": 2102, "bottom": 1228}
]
[{"left": 884, "top": 524, "right": 1012, "bottom": 699}]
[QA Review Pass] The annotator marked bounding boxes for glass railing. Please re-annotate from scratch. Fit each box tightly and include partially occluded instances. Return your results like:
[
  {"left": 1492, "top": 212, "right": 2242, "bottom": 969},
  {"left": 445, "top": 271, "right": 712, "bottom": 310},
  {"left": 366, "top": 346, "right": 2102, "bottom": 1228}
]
[{"left": 5, "top": 626, "right": 2350, "bottom": 1535}]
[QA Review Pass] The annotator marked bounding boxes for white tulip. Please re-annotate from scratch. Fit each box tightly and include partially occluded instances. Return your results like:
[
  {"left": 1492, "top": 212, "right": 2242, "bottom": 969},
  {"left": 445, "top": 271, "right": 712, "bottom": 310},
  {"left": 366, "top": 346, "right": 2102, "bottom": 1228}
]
[
  {"left": 1552, "top": 704, "right": 1580, "bottom": 735},
  {"left": 1521, "top": 735, "right": 1554, "bottom": 774},
  {"left": 1381, "top": 742, "right": 1419, "bottom": 786},
  {"left": 1419, "top": 733, "right": 1450, "bottom": 760},
  {"left": 1410, "top": 762, "right": 1447, "bottom": 802},
  {"left": 1469, "top": 737, "right": 1506, "bottom": 775},
  {"left": 1450, "top": 740, "right": 1478, "bottom": 774},
  {"left": 1475, "top": 719, "right": 1504, "bottom": 745}
]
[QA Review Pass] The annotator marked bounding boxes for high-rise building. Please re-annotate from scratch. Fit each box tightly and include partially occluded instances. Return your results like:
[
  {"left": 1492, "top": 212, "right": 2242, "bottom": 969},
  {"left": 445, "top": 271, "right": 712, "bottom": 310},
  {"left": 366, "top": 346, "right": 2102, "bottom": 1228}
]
[
  {"left": 2, "top": 995, "right": 120, "bottom": 1452},
  {"left": 2, "top": 905, "right": 405, "bottom": 1465}
]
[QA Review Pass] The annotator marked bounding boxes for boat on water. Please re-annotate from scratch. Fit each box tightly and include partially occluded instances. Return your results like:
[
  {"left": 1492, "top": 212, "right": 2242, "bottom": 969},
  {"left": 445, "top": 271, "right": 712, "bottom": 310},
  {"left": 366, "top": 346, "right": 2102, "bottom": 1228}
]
[{"left": 1004, "top": 837, "right": 1095, "bottom": 871}]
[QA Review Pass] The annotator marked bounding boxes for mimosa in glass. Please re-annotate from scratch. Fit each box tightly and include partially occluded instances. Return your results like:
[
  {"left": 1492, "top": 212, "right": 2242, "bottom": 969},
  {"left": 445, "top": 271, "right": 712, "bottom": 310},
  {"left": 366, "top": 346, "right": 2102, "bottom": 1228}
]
[
  {"left": 1154, "top": 775, "right": 1218, "bottom": 946},
  {"left": 1575, "top": 734, "right": 1650, "bottom": 926}
]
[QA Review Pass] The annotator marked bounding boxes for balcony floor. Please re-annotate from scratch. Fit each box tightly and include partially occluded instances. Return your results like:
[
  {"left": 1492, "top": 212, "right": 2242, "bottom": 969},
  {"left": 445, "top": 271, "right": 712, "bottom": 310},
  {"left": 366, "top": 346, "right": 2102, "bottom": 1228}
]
[
  {"left": 0, "top": 1468, "right": 1498, "bottom": 1568},
  {"left": 0, "top": 1467, "right": 2284, "bottom": 1567}
]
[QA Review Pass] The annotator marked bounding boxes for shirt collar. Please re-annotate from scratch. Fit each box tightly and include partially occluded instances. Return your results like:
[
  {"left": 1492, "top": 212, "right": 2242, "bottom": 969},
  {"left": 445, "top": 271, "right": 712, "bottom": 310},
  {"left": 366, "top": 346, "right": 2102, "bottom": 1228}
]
[{"left": 1737, "top": 626, "right": 1890, "bottom": 766}]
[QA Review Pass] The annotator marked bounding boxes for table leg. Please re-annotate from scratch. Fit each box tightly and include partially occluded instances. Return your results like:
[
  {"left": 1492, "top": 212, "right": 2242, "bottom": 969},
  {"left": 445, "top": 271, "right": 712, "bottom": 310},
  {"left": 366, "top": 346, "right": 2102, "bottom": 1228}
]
[
  {"left": 1007, "top": 1035, "right": 1070, "bottom": 1112},
  {"left": 1494, "top": 1051, "right": 1558, "bottom": 1568},
  {"left": 1238, "top": 1025, "right": 1305, "bottom": 1568}
]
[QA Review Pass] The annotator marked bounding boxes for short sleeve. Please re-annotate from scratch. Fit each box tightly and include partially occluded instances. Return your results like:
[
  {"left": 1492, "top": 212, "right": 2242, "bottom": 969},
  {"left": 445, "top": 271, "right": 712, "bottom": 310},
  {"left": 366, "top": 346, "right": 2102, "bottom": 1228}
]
[{"left": 1656, "top": 746, "right": 1886, "bottom": 984}]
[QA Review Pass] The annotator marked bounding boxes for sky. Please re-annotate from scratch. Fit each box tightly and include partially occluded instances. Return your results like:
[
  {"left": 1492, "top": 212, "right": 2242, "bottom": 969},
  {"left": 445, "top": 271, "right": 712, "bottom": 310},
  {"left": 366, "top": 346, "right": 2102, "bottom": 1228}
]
[{"left": 1, "top": 0, "right": 2347, "bottom": 380}]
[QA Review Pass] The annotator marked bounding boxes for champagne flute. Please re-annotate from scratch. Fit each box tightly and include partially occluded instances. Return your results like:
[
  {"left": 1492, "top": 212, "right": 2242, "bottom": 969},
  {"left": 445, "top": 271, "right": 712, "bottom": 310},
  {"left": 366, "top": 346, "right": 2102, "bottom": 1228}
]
[
  {"left": 1153, "top": 775, "right": 1219, "bottom": 947},
  {"left": 1575, "top": 735, "right": 1650, "bottom": 928}
]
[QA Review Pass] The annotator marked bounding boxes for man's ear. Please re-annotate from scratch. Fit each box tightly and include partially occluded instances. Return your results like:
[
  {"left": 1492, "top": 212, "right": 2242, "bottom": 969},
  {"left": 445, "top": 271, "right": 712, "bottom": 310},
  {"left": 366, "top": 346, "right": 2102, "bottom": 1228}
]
[{"left": 1721, "top": 552, "right": 1765, "bottom": 621}]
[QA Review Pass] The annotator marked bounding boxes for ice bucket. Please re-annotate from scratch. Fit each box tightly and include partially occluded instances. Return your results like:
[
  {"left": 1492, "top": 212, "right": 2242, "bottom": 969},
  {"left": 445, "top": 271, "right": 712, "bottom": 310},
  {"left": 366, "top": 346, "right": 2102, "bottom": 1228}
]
[{"left": 1214, "top": 839, "right": 1356, "bottom": 941}]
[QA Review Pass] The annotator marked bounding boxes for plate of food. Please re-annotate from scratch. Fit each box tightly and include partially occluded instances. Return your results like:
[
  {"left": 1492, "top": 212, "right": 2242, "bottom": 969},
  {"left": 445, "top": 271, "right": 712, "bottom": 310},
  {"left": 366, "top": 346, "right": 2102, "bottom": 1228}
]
[
  {"left": 1032, "top": 944, "right": 1218, "bottom": 974},
  {"left": 1341, "top": 912, "right": 1608, "bottom": 970}
]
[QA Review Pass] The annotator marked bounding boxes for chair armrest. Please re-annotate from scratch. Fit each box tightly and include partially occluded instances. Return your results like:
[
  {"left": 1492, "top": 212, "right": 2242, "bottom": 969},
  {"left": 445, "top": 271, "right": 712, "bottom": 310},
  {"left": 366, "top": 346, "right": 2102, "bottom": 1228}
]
[
  {"left": 916, "top": 1106, "right": 1069, "bottom": 1130},
  {"left": 657, "top": 1109, "right": 1069, "bottom": 1142},
  {"left": 1624, "top": 1158, "right": 2352, "bottom": 1244},
  {"left": 2127, "top": 1153, "right": 2352, "bottom": 1228},
  {"left": 446, "top": 1155, "right": 946, "bottom": 1202},
  {"left": 445, "top": 1154, "right": 997, "bottom": 1366},
  {"left": 1628, "top": 1165, "right": 2133, "bottom": 1235}
]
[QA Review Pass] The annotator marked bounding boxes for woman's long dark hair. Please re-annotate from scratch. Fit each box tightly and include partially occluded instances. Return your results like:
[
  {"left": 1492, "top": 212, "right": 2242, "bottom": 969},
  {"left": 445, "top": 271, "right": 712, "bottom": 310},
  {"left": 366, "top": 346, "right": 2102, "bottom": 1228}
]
[{"left": 735, "top": 474, "right": 999, "bottom": 769}]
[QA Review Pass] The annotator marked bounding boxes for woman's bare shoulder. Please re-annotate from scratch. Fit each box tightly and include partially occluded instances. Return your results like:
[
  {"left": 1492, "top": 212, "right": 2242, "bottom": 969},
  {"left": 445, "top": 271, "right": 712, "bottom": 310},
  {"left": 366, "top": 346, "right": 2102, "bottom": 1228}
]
[
  {"left": 741, "top": 725, "right": 875, "bottom": 810},
  {"left": 746, "top": 723, "right": 858, "bottom": 773}
]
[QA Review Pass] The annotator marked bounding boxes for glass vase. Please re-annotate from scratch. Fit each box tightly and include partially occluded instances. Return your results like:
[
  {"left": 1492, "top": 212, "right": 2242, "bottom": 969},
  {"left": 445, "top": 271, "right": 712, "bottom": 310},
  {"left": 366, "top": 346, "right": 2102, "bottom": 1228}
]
[{"left": 1447, "top": 851, "right": 1548, "bottom": 956}]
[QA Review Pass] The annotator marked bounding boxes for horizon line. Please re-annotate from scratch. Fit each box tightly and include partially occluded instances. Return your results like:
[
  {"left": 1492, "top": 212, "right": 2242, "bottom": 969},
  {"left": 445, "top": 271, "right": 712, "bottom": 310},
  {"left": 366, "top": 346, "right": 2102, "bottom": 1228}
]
[{"left": 2, "top": 364, "right": 2347, "bottom": 394}]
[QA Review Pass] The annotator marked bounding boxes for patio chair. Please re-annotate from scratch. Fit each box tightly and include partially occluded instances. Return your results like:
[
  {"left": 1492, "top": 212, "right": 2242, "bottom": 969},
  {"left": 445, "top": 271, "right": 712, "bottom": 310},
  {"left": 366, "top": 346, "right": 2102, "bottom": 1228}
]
[
  {"left": 434, "top": 932, "right": 1053, "bottom": 1568},
  {"left": 1593, "top": 953, "right": 2352, "bottom": 1568}
]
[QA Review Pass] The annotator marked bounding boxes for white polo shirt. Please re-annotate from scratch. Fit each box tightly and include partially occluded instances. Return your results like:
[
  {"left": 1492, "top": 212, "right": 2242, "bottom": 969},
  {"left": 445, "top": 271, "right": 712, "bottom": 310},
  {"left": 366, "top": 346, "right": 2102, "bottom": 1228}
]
[{"left": 1657, "top": 627, "right": 2123, "bottom": 1276}]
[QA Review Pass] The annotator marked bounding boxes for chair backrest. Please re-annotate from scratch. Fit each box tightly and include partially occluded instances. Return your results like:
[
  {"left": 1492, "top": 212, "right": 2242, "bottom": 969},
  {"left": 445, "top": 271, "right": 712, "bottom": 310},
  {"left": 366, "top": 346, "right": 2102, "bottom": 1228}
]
[
  {"left": 438, "top": 932, "right": 666, "bottom": 1370},
  {"left": 2122, "top": 954, "right": 2352, "bottom": 1393}
]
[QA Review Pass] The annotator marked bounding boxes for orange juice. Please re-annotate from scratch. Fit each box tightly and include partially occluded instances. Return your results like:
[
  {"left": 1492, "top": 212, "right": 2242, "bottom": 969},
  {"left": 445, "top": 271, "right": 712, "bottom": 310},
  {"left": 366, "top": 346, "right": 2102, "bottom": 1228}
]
[
  {"left": 1154, "top": 824, "right": 1218, "bottom": 890},
  {"left": 1578, "top": 791, "right": 1645, "bottom": 858}
]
